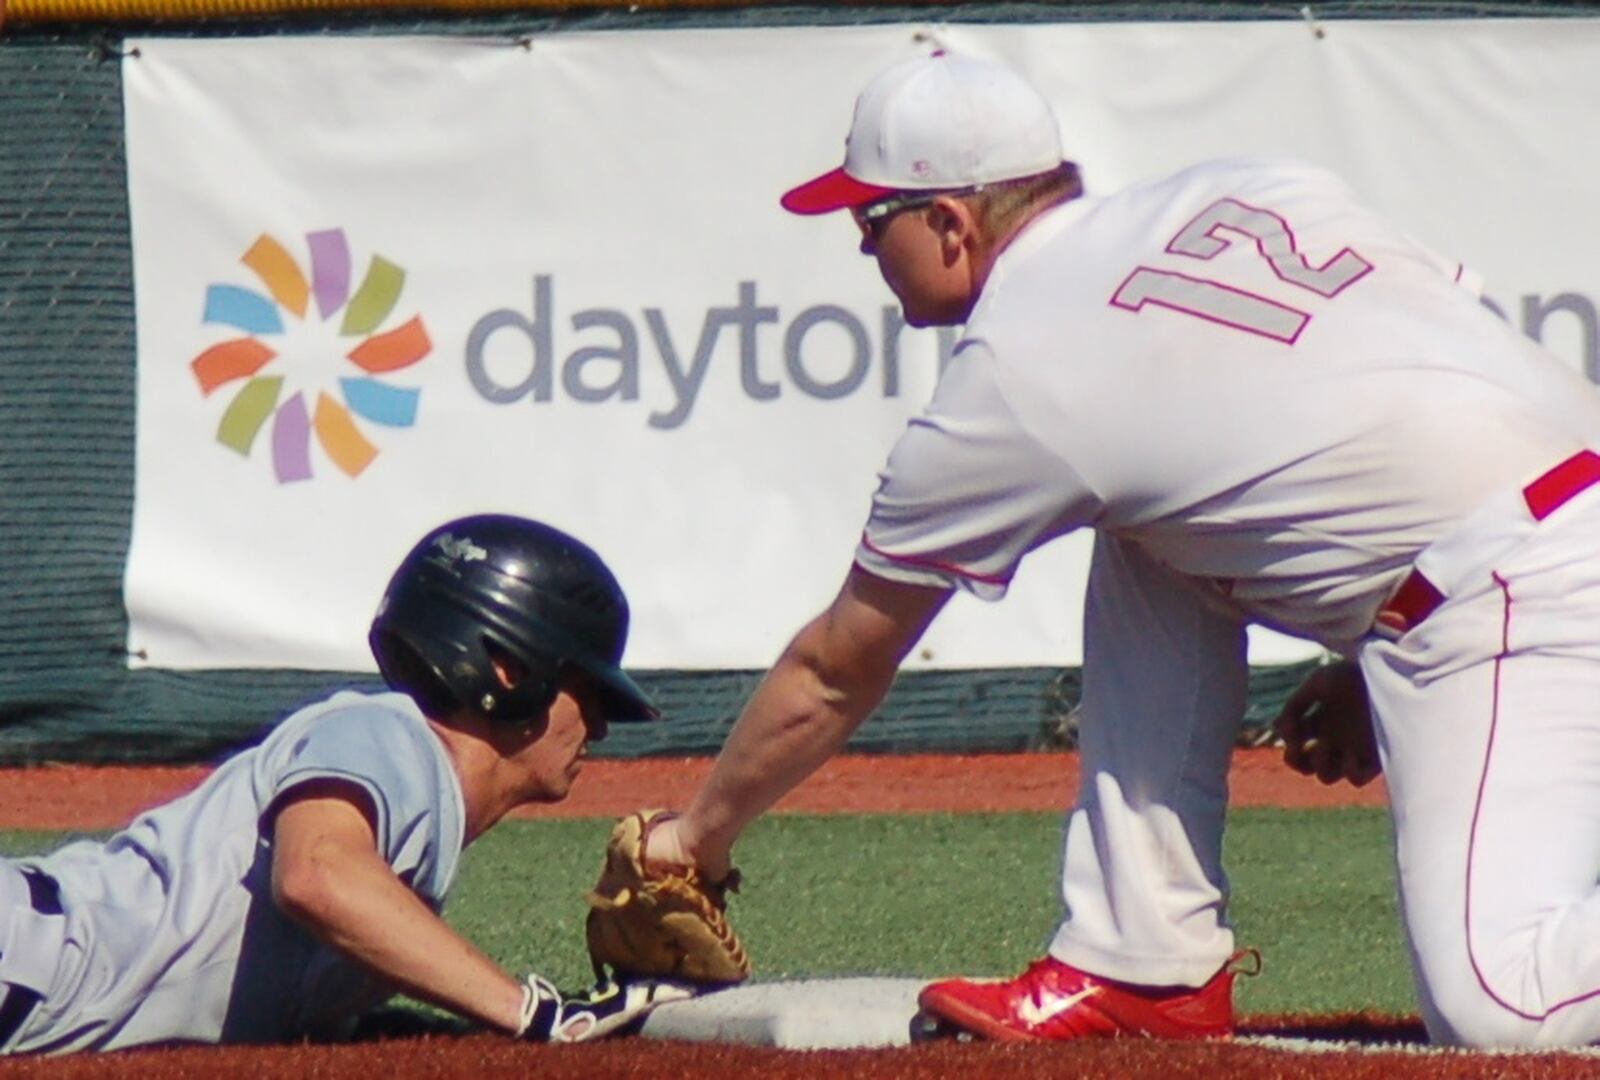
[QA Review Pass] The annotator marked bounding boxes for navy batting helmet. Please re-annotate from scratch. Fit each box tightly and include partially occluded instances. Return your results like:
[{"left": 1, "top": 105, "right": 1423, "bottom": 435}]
[{"left": 370, "top": 514, "right": 658, "bottom": 724}]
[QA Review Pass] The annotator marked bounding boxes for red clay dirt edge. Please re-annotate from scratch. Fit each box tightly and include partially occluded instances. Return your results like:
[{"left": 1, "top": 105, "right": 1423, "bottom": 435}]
[
  {"left": 4, "top": 753, "right": 1591, "bottom": 1077},
  {"left": 0, "top": 747, "right": 1381, "bottom": 830},
  {"left": 0, "top": 1014, "right": 1576, "bottom": 1080}
]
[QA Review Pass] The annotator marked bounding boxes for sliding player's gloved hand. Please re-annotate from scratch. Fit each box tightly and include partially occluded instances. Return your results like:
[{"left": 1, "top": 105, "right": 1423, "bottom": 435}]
[{"left": 516, "top": 973, "right": 694, "bottom": 1042}]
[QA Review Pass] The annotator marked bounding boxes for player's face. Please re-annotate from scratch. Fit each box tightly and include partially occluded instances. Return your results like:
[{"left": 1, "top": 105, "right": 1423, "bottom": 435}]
[
  {"left": 855, "top": 196, "right": 979, "bottom": 327},
  {"left": 517, "top": 683, "right": 606, "bottom": 801}
]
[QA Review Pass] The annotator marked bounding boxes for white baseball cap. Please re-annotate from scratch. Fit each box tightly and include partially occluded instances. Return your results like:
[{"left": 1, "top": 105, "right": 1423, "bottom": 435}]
[{"left": 781, "top": 51, "right": 1066, "bottom": 215}]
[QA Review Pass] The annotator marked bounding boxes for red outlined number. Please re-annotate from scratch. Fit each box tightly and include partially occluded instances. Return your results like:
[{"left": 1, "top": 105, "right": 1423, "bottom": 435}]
[
  {"left": 1112, "top": 268, "right": 1309, "bottom": 343},
  {"left": 1111, "top": 197, "right": 1373, "bottom": 343}
]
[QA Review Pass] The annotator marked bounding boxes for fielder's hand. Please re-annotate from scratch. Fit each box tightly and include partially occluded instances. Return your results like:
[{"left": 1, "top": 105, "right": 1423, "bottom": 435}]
[
  {"left": 586, "top": 809, "right": 751, "bottom": 985},
  {"left": 1274, "top": 659, "right": 1381, "bottom": 787},
  {"left": 517, "top": 973, "right": 693, "bottom": 1042}
]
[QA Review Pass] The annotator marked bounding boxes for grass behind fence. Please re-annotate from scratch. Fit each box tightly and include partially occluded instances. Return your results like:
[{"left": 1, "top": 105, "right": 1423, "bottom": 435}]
[{"left": 0, "top": 806, "right": 1412, "bottom": 1019}]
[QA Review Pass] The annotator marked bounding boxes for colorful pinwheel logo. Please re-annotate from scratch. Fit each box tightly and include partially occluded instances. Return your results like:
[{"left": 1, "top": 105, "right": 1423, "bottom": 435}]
[{"left": 190, "top": 229, "right": 431, "bottom": 482}]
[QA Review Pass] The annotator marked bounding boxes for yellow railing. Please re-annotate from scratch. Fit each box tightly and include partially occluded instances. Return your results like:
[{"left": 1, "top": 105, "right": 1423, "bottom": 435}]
[{"left": 2, "top": 0, "right": 765, "bottom": 27}]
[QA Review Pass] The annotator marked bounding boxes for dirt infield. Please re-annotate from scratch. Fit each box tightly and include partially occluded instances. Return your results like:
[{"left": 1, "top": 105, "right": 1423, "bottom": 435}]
[
  {"left": 0, "top": 748, "right": 1381, "bottom": 830},
  {"left": 0, "top": 1017, "right": 1591, "bottom": 1079},
  {"left": 10, "top": 753, "right": 1591, "bottom": 1076}
]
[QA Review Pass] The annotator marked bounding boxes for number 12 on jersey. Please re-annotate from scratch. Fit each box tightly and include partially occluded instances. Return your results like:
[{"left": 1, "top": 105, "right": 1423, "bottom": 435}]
[{"left": 1110, "top": 197, "right": 1373, "bottom": 344}]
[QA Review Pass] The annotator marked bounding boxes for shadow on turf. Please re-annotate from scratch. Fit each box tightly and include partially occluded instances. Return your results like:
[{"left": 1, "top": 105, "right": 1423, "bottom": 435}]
[
  {"left": 351, "top": 1006, "right": 474, "bottom": 1040},
  {"left": 1243, "top": 1012, "right": 1428, "bottom": 1044}
]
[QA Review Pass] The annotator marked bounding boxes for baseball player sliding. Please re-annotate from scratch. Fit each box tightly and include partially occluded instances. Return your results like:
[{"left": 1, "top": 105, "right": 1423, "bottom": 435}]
[
  {"left": 641, "top": 51, "right": 1600, "bottom": 1047},
  {"left": 0, "top": 514, "right": 687, "bottom": 1054}
]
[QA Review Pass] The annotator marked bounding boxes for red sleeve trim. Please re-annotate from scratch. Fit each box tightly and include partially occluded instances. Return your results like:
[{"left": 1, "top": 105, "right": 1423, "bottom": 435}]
[{"left": 857, "top": 532, "right": 1013, "bottom": 586}]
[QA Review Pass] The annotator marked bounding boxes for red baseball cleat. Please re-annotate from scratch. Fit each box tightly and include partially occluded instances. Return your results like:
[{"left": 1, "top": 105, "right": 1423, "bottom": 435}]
[{"left": 916, "top": 950, "right": 1257, "bottom": 1042}]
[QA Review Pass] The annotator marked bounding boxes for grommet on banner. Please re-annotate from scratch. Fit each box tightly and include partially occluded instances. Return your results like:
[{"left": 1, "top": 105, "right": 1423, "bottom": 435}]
[
  {"left": 1300, "top": 5, "right": 1326, "bottom": 40},
  {"left": 92, "top": 38, "right": 140, "bottom": 63}
]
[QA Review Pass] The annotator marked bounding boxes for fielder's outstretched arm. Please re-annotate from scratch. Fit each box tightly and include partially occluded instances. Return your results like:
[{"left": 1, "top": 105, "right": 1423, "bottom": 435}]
[{"left": 658, "top": 566, "right": 951, "bottom": 878}]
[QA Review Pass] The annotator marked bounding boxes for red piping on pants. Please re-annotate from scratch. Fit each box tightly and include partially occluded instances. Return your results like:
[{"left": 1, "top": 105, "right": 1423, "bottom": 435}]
[{"left": 1463, "top": 571, "right": 1600, "bottom": 1024}]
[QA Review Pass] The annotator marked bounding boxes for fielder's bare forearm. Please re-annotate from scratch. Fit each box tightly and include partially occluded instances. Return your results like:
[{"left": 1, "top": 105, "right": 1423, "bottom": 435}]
[
  {"left": 679, "top": 568, "right": 950, "bottom": 871},
  {"left": 683, "top": 628, "right": 889, "bottom": 860}
]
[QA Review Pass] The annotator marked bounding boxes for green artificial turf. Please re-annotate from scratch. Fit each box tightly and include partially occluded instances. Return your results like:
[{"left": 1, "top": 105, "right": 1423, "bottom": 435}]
[{"left": 0, "top": 806, "right": 1411, "bottom": 1017}]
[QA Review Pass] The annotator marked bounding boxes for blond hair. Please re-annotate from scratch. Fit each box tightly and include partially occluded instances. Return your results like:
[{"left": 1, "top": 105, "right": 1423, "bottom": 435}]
[{"left": 963, "top": 162, "right": 1083, "bottom": 248}]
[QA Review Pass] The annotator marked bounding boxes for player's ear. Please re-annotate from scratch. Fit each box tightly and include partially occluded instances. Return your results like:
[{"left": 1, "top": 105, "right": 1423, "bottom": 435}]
[{"left": 928, "top": 196, "right": 977, "bottom": 265}]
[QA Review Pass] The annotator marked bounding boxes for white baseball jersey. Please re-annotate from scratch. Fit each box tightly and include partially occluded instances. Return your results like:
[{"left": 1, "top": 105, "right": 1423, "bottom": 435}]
[
  {"left": 856, "top": 157, "right": 1600, "bottom": 652},
  {"left": 852, "top": 157, "right": 1600, "bottom": 1046},
  {"left": 0, "top": 690, "right": 464, "bottom": 1054}
]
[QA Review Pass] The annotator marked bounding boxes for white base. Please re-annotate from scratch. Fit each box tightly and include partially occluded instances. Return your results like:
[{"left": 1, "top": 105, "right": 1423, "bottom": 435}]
[{"left": 638, "top": 977, "right": 929, "bottom": 1049}]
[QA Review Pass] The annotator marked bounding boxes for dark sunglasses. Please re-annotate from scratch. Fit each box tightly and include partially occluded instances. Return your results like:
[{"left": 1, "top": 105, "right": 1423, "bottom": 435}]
[{"left": 852, "top": 185, "right": 985, "bottom": 241}]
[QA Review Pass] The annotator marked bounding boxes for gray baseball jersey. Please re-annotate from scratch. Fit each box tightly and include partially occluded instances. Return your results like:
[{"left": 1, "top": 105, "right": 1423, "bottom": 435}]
[{"left": 0, "top": 690, "right": 464, "bottom": 1054}]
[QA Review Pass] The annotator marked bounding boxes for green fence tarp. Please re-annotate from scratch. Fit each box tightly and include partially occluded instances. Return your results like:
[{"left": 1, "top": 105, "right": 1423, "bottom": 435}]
[{"left": 7, "top": 3, "right": 1586, "bottom": 764}]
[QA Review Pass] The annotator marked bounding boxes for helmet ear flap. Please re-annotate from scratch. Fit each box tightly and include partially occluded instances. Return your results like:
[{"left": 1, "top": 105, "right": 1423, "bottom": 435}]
[{"left": 478, "top": 636, "right": 561, "bottom": 721}]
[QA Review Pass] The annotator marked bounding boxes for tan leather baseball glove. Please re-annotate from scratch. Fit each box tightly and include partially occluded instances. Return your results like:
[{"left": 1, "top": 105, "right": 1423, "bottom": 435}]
[{"left": 585, "top": 809, "right": 751, "bottom": 985}]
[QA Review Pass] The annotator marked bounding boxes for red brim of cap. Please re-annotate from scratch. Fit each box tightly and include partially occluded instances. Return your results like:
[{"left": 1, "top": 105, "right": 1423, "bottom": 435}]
[{"left": 780, "top": 167, "right": 898, "bottom": 215}]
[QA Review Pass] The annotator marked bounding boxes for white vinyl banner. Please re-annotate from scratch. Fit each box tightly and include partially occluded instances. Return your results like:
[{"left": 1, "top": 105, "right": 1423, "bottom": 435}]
[{"left": 123, "top": 20, "right": 1600, "bottom": 672}]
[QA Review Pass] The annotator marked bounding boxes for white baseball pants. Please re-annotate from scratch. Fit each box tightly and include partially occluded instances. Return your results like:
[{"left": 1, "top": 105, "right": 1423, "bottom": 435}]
[
  {"left": 1361, "top": 464, "right": 1600, "bottom": 1047},
  {"left": 1051, "top": 455, "right": 1600, "bottom": 1048}
]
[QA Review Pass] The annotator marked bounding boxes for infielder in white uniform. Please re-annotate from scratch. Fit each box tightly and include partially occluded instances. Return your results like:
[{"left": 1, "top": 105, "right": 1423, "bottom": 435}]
[
  {"left": 644, "top": 52, "right": 1600, "bottom": 1047},
  {"left": 0, "top": 514, "right": 683, "bottom": 1054}
]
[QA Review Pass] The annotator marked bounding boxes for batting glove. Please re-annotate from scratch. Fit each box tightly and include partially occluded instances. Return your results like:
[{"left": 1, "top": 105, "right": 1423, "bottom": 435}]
[{"left": 517, "top": 973, "right": 695, "bottom": 1042}]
